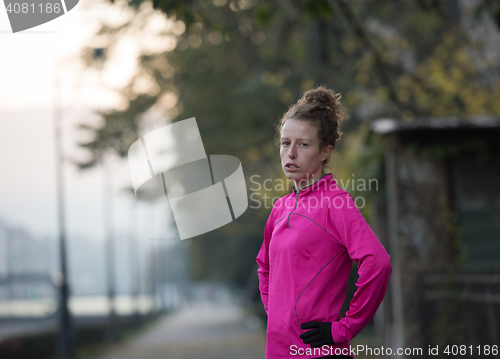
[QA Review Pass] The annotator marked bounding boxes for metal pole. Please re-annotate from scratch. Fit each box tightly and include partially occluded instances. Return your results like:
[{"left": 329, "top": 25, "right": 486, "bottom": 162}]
[
  {"left": 54, "top": 72, "right": 76, "bottom": 358},
  {"left": 385, "top": 139, "right": 405, "bottom": 358},
  {"left": 89, "top": 48, "right": 117, "bottom": 342},
  {"left": 149, "top": 203, "right": 157, "bottom": 314},
  {"left": 102, "top": 158, "right": 117, "bottom": 342},
  {"left": 128, "top": 201, "right": 140, "bottom": 328}
]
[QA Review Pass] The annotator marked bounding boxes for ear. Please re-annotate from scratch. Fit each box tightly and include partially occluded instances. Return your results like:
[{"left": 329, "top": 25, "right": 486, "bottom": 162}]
[{"left": 321, "top": 145, "right": 333, "bottom": 162}]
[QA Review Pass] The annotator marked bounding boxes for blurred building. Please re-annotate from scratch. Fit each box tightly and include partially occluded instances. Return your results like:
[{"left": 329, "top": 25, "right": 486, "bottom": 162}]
[
  {"left": 0, "top": 218, "right": 53, "bottom": 302},
  {"left": 0, "top": 218, "right": 57, "bottom": 323},
  {"left": 370, "top": 116, "right": 500, "bottom": 354},
  {"left": 0, "top": 219, "right": 51, "bottom": 276}
]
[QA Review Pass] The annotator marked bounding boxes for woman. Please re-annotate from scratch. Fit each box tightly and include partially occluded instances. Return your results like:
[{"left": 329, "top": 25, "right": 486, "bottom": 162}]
[{"left": 256, "top": 86, "right": 392, "bottom": 359}]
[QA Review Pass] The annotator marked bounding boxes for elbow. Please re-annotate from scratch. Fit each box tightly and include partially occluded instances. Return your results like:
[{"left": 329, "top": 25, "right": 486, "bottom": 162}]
[
  {"left": 372, "top": 250, "right": 392, "bottom": 277},
  {"left": 383, "top": 252, "right": 392, "bottom": 276}
]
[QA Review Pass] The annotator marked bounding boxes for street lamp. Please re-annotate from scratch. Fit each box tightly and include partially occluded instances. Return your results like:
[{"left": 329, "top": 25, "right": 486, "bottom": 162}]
[
  {"left": 92, "top": 48, "right": 118, "bottom": 342},
  {"left": 53, "top": 65, "right": 76, "bottom": 358}
]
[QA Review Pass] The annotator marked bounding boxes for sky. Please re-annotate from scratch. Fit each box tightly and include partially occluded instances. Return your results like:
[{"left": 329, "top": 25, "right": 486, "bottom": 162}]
[{"left": 0, "top": 0, "right": 176, "bottom": 244}]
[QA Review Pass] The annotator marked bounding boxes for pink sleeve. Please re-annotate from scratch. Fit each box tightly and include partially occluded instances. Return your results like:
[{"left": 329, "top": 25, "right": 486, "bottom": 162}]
[
  {"left": 256, "top": 207, "right": 275, "bottom": 315},
  {"left": 326, "top": 193, "right": 392, "bottom": 343}
]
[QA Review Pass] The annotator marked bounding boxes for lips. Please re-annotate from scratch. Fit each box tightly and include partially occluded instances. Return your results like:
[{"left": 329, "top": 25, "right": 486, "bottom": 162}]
[{"left": 285, "top": 162, "right": 300, "bottom": 172}]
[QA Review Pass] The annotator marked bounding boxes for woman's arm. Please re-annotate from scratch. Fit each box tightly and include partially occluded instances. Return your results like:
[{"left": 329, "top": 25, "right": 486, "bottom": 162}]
[
  {"left": 326, "top": 192, "right": 392, "bottom": 344},
  {"left": 256, "top": 209, "right": 275, "bottom": 315}
]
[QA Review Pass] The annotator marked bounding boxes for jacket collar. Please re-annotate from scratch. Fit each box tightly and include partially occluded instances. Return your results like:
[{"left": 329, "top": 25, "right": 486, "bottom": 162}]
[{"left": 291, "top": 173, "right": 334, "bottom": 195}]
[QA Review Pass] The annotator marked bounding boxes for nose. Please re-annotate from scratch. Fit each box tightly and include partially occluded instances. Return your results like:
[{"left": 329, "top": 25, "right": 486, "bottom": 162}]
[{"left": 288, "top": 145, "right": 296, "bottom": 159}]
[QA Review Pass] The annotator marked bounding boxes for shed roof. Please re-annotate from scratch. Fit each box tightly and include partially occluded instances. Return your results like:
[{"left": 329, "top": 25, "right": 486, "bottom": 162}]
[{"left": 371, "top": 116, "right": 500, "bottom": 135}]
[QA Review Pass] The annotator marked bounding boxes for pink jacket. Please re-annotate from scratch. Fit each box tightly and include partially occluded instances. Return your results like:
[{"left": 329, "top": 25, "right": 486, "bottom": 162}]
[{"left": 256, "top": 174, "right": 391, "bottom": 358}]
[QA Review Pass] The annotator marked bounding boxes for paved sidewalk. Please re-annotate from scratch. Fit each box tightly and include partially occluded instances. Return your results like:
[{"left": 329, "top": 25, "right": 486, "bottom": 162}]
[{"left": 94, "top": 301, "right": 266, "bottom": 359}]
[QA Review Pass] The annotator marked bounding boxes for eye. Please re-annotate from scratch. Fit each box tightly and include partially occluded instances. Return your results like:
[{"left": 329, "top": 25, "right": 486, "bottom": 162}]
[
  {"left": 281, "top": 141, "right": 290, "bottom": 146},
  {"left": 300, "top": 143, "right": 308, "bottom": 147}
]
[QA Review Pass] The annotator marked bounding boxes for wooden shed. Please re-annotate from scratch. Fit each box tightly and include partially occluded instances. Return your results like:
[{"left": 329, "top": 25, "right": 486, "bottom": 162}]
[{"left": 369, "top": 117, "right": 500, "bottom": 356}]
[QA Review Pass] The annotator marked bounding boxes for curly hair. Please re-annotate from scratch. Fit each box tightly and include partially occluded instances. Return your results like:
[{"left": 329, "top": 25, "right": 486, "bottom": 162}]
[{"left": 275, "top": 85, "right": 347, "bottom": 169}]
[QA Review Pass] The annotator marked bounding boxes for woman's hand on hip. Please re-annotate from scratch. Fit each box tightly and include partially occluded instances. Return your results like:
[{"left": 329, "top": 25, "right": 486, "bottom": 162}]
[{"left": 299, "top": 321, "right": 335, "bottom": 347}]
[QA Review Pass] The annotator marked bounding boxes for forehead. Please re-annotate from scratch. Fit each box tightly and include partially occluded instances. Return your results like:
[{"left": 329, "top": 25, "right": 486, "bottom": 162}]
[{"left": 281, "top": 119, "right": 318, "bottom": 139}]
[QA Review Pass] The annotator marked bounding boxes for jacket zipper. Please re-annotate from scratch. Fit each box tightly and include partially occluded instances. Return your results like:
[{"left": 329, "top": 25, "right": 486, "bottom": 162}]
[
  {"left": 286, "top": 175, "right": 328, "bottom": 228},
  {"left": 286, "top": 189, "right": 300, "bottom": 228}
]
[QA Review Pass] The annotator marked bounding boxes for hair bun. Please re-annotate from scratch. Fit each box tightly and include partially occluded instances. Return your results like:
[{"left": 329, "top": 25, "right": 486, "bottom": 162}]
[{"left": 303, "top": 86, "right": 344, "bottom": 116}]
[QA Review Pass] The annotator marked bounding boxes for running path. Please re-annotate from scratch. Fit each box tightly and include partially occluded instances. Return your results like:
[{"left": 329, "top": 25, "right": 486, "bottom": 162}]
[{"left": 94, "top": 301, "right": 266, "bottom": 359}]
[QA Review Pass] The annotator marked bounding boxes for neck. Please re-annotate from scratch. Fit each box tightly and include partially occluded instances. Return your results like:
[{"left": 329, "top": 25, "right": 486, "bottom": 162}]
[{"left": 294, "top": 170, "right": 325, "bottom": 192}]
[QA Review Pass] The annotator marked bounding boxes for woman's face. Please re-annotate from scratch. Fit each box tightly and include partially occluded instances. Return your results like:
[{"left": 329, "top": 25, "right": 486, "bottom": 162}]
[{"left": 280, "top": 119, "right": 332, "bottom": 188}]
